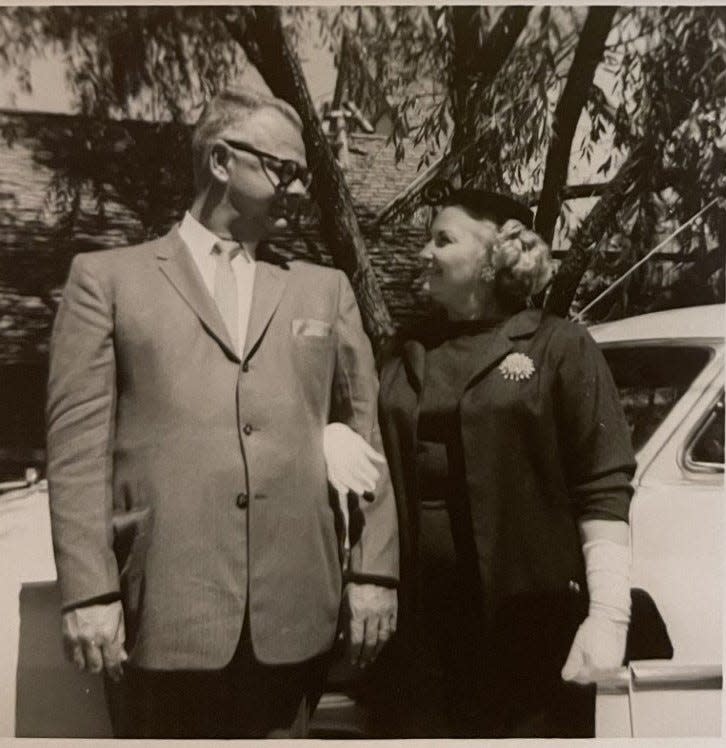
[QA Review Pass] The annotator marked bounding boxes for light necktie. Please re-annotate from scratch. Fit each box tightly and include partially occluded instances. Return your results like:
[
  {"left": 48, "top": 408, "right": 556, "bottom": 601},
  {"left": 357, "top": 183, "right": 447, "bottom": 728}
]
[{"left": 213, "top": 242, "right": 241, "bottom": 352}]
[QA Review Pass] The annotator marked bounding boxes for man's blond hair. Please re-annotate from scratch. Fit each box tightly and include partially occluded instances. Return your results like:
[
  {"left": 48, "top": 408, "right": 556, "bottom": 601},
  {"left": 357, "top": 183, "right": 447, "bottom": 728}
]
[{"left": 191, "top": 88, "right": 302, "bottom": 191}]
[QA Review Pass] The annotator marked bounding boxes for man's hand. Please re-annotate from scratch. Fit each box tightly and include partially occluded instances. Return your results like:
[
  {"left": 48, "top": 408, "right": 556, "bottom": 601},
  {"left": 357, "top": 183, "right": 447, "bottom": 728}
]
[
  {"left": 561, "top": 615, "right": 627, "bottom": 685},
  {"left": 344, "top": 583, "right": 397, "bottom": 669},
  {"left": 323, "top": 422, "right": 386, "bottom": 498},
  {"left": 62, "top": 601, "right": 128, "bottom": 682}
]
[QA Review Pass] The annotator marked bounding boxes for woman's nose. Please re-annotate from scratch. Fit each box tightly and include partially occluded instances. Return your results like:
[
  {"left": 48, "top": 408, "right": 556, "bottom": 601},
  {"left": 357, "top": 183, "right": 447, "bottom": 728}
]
[{"left": 419, "top": 243, "right": 434, "bottom": 261}]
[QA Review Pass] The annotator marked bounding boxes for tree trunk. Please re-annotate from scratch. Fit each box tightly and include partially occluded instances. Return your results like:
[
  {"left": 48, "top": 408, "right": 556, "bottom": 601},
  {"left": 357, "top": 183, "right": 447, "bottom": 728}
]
[
  {"left": 544, "top": 143, "right": 653, "bottom": 317},
  {"left": 225, "top": 7, "right": 395, "bottom": 351},
  {"left": 535, "top": 6, "right": 617, "bottom": 245},
  {"left": 450, "top": 7, "right": 482, "bottom": 186},
  {"left": 451, "top": 6, "right": 531, "bottom": 186},
  {"left": 331, "top": 28, "right": 349, "bottom": 110}
]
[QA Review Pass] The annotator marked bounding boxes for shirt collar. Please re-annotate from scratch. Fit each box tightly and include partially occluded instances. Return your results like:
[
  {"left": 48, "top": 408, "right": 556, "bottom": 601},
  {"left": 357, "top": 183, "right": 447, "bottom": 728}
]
[{"left": 178, "top": 212, "right": 255, "bottom": 263}]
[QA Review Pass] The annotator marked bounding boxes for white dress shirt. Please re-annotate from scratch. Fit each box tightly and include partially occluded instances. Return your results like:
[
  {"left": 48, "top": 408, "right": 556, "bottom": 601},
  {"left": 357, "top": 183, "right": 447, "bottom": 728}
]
[{"left": 178, "top": 211, "right": 256, "bottom": 353}]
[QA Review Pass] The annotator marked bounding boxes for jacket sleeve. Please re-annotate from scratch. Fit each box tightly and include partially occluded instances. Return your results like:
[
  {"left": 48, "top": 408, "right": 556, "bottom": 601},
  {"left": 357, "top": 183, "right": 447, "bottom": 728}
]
[
  {"left": 555, "top": 323, "right": 637, "bottom": 522},
  {"left": 46, "top": 254, "right": 121, "bottom": 609},
  {"left": 331, "top": 271, "right": 399, "bottom": 586}
]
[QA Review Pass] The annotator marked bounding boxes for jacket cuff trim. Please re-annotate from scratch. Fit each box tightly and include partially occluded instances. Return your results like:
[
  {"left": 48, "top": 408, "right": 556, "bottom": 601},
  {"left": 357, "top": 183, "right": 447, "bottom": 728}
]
[
  {"left": 62, "top": 592, "right": 121, "bottom": 613},
  {"left": 344, "top": 572, "right": 398, "bottom": 589}
]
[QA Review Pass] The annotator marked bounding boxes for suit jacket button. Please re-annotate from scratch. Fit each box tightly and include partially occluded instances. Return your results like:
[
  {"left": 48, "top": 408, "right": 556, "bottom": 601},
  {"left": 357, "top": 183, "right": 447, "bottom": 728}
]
[
  {"left": 236, "top": 492, "right": 248, "bottom": 509},
  {"left": 568, "top": 580, "right": 581, "bottom": 593},
  {"left": 243, "top": 424, "right": 253, "bottom": 435},
  {"left": 242, "top": 362, "right": 249, "bottom": 372}
]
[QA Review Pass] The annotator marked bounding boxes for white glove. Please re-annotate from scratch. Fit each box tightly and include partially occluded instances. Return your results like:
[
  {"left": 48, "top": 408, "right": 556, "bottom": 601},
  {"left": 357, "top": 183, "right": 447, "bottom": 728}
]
[
  {"left": 323, "top": 423, "right": 385, "bottom": 498},
  {"left": 561, "top": 539, "right": 631, "bottom": 684},
  {"left": 323, "top": 423, "right": 386, "bottom": 554}
]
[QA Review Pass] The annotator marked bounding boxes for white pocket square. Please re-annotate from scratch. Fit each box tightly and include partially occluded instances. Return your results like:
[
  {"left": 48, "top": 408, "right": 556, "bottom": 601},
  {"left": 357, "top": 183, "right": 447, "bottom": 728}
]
[{"left": 292, "top": 318, "right": 332, "bottom": 337}]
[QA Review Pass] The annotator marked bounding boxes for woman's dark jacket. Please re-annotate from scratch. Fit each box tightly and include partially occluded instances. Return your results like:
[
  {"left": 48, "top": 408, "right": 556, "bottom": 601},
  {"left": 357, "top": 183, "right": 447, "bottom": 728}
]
[{"left": 378, "top": 309, "right": 636, "bottom": 626}]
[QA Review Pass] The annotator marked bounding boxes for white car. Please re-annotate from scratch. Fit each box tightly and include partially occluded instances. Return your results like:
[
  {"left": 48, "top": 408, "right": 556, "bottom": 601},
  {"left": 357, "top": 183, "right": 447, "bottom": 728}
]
[
  {"left": 590, "top": 304, "right": 723, "bottom": 737},
  {"left": 3, "top": 304, "right": 724, "bottom": 738}
]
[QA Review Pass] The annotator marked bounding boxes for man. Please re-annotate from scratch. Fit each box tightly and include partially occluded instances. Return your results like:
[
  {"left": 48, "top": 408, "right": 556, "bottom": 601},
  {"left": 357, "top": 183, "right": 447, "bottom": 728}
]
[{"left": 46, "top": 88, "right": 399, "bottom": 738}]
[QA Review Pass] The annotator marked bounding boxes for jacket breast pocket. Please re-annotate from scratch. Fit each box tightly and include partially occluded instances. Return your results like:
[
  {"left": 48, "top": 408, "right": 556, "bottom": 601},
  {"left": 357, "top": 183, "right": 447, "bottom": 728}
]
[
  {"left": 292, "top": 327, "right": 336, "bottom": 362},
  {"left": 292, "top": 318, "right": 333, "bottom": 339},
  {"left": 291, "top": 330, "right": 336, "bottom": 403}
]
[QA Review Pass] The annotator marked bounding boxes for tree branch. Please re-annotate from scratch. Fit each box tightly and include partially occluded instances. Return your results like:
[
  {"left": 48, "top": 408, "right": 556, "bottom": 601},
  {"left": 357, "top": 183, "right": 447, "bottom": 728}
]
[
  {"left": 461, "top": 6, "right": 533, "bottom": 82},
  {"left": 535, "top": 6, "right": 618, "bottom": 245},
  {"left": 376, "top": 9, "right": 532, "bottom": 221},
  {"left": 544, "top": 6, "right": 714, "bottom": 318},
  {"left": 523, "top": 168, "right": 687, "bottom": 206},
  {"left": 451, "top": 6, "right": 531, "bottom": 184},
  {"left": 223, "top": 7, "right": 395, "bottom": 350},
  {"left": 544, "top": 142, "right": 653, "bottom": 317}
]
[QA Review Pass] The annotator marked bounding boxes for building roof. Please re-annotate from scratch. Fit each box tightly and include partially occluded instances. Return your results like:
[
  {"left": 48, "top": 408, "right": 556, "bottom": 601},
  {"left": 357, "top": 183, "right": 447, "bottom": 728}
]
[{"left": 343, "top": 132, "right": 429, "bottom": 216}]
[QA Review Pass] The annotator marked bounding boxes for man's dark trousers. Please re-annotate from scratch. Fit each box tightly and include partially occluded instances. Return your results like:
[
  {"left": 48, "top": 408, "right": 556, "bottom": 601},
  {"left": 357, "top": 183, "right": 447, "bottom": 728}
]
[{"left": 105, "top": 613, "right": 329, "bottom": 739}]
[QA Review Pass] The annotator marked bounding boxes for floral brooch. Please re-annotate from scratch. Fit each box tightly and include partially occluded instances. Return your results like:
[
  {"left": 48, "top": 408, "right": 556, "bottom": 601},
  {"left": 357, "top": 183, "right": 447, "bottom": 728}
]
[{"left": 499, "top": 352, "right": 535, "bottom": 382}]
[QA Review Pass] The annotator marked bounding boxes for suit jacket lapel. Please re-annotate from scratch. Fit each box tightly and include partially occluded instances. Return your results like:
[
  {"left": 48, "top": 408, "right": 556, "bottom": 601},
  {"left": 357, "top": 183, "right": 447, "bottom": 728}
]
[
  {"left": 156, "top": 227, "right": 240, "bottom": 362},
  {"left": 464, "top": 309, "right": 543, "bottom": 391},
  {"left": 242, "top": 261, "right": 287, "bottom": 361}
]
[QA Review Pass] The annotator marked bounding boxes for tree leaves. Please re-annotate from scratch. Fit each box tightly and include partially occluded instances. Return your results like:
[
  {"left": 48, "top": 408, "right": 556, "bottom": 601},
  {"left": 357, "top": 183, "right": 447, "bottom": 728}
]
[
  {"left": 1, "top": 5, "right": 723, "bottom": 322},
  {"left": 597, "top": 155, "right": 612, "bottom": 176},
  {"left": 0, "top": 7, "right": 248, "bottom": 120}
]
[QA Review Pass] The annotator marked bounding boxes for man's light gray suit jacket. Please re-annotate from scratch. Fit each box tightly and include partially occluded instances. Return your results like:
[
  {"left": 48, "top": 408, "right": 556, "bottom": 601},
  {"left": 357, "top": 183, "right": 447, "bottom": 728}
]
[{"left": 46, "top": 227, "right": 399, "bottom": 669}]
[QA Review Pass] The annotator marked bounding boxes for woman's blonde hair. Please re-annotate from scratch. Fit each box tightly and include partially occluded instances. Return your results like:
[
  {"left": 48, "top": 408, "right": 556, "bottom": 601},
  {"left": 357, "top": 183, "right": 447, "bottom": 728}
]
[
  {"left": 430, "top": 187, "right": 554, "bottom": 309},
  {"left": 488, "top": 219, "right": 554, "bottom": 305}
]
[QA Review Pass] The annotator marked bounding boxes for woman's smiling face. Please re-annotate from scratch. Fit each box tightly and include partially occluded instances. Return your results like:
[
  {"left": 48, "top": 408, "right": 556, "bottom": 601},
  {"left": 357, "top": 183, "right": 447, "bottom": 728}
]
[{"left": 419, "top": 205, "right": 497, "bottom": 312}]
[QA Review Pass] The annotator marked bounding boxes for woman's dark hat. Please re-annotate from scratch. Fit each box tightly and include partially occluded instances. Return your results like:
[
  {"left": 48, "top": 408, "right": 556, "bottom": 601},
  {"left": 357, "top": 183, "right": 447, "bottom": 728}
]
[{"left": 422, "top": 179, "right": 534, "bottom": 229}]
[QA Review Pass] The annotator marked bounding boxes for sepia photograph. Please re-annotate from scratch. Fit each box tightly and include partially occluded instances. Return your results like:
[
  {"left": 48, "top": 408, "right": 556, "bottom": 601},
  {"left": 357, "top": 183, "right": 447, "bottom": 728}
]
[{"left": 0, "top": 3, "right": 723, "bottom": 740}]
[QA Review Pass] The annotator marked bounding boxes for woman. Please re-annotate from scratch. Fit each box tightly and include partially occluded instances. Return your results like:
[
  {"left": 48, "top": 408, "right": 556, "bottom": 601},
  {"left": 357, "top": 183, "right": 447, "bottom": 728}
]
[{"left": 355, "top": 186, "right": 636, "bottom": 737}]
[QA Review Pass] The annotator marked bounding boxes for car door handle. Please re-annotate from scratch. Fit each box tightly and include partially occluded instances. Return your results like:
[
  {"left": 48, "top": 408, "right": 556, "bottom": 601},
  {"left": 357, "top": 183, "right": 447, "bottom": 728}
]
[
  {"left": 629, "top": 662, "right": 722, "bottom": 690},
  {"left": 595, "top": 663, "right": 722, "bottom": 694},
  {"left": 594, "top": 666, "right": 631, "bottom": 694}
]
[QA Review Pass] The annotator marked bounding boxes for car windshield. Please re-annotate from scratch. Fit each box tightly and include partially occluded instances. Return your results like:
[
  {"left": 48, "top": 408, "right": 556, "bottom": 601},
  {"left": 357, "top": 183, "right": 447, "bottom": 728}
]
[{"left": 600, "top": 345, "right": 714, "bottom": 453}]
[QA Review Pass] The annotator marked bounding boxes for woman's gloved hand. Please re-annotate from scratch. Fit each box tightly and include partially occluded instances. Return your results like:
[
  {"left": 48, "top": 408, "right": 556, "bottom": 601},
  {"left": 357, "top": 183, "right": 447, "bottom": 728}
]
[
  {"left": 323, "top": 422, "right": 386, "bottom": 499},
  {"left": 561, "top": 615, "right": 628, "bottom": 684},
  {"left": 562, "top": 538, "right": 631, "bottom": 684},
  {"left": 323, "top": 423, "right": 386, "bottom": 556}
]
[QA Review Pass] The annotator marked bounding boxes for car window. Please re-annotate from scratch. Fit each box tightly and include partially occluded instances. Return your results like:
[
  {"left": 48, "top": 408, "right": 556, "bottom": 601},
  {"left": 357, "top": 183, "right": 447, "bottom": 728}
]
[
  {"left": 686, "top": 393, "right": 724, "bottom": 471},
  {"left": 600, "top": 345, "right": 713, "bottom": 453}
]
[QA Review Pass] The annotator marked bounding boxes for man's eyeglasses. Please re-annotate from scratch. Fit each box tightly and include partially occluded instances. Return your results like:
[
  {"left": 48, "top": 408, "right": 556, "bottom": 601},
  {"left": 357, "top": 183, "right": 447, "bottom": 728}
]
[{"left": 222, "top": 139, "right": 312, "bottom": 192}]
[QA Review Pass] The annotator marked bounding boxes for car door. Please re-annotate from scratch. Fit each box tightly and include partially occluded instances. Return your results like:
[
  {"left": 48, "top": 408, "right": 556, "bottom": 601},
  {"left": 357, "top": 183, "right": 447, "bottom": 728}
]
[
  {"left": 631, "top": 355, "right": 723, "bottom": 667},
  {"left": 595, "top": 339, "right": 723, "bottom": 737}
]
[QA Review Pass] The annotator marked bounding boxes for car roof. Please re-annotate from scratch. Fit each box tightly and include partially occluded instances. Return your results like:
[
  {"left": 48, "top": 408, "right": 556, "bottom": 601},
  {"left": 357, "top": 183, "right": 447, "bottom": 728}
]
[{"left": 589, "top": 304, "right": 724, "bottom": 344}]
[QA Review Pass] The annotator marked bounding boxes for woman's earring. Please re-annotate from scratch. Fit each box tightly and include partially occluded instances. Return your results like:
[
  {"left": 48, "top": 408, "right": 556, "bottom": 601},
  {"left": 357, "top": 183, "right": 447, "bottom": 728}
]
[{"left": 481, "top": 265, "right": 496, "bottom": 283}]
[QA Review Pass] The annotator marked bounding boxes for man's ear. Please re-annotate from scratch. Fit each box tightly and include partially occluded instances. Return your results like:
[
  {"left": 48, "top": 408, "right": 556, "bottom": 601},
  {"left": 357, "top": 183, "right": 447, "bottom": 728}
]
[{"left": 209, "top": 143, "right": 231, "bottom": 184}]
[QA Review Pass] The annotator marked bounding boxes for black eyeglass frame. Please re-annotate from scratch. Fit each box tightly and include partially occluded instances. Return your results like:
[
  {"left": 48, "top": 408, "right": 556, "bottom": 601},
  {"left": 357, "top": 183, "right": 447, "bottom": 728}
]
[{"left": 221, "top": 139, "right": 312, "bottom": 192}]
